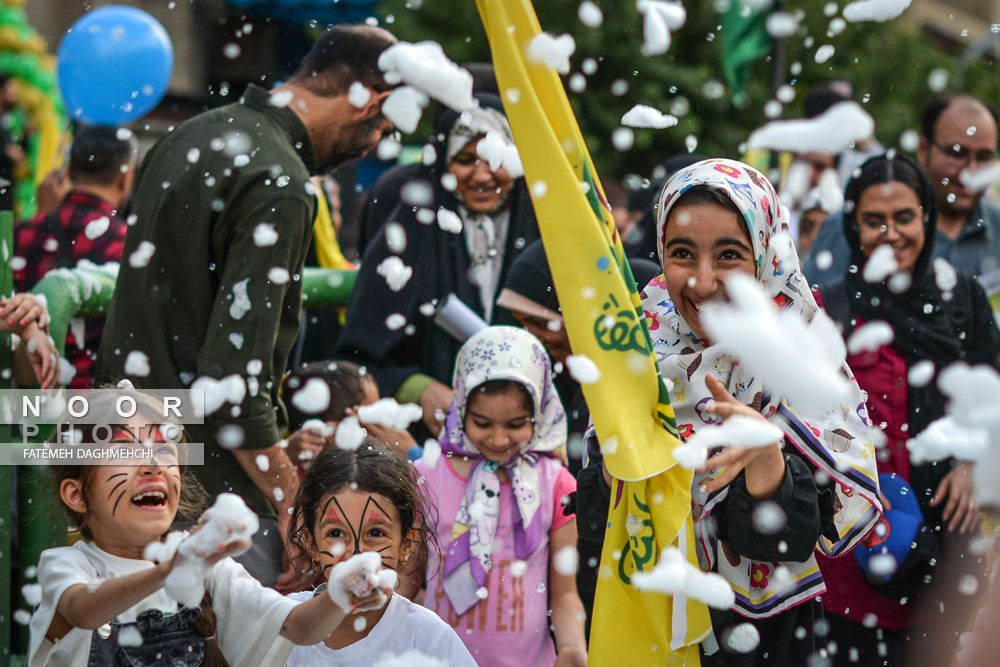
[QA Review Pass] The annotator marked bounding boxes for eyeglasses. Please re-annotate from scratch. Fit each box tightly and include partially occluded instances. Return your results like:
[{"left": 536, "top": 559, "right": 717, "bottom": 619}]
[{"left": 930, "top": 140, "right": 998, "bottom": 166}]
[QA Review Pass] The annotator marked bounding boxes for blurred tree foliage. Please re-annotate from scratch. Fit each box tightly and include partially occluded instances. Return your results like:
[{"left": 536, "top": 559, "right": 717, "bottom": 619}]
[{"left": 378, "top": 1, "right": 1000, "bottom": 185}]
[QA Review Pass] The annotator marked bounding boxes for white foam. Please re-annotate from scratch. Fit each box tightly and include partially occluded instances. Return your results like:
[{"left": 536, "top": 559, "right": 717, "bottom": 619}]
[
  {"left": 846, "top": 320, "right": 894, "bottom": 354},
  {"left": 291, "top": 377, "right": 332, "bottom": 415},
  {"left": 128, "top": 241, "right": 156, "bottom": 269},
  {"left": 906, "top": 416, "right": 989, "bottom": 464},
  {"left": 843, "top": 0, "right": 912, "bottom": 23},
  {"left": 862, "top": 245, "right": 898, "bottom": 283},
  {"left": 253, "top": 223, "right": 278, "bottom": 247},
  {"left": 554, "top": 545, "right": 580, "bottom": 575},
  {"left": 908, "top": 360, "right": 935, "bottom": 387},
  {"left": 933, "top": 257, "right": 958, "bottom": 294},
  {"left": 190, "top": 375, "right": 246, "bottom": 418},
  {"left": 84, "top": 216, "right": 110, "bottom": 240},
  {"left": 747, "top": 102, "right": 875, "bottom": 154},
  {"left": 475, "top": 131, "right": 524, "bottom": 178},
  {"left": 124, "top": 351, "right": 151, "bottom": 378},
  {"left": 378, "top": 41, "right": 475, "bottom": 112},
  {"left": 422, "top": 438, "right": 442, "bottom": 468},
  {"left": 635, "top": 0, "right": 686, "bottom": 56},
  {"left": 229, "top": 278, "right": 251, "bottom": 320},
  {"left": 526, "top": 32, "right": 576, "bottom": 74},
  {"left": 959, "top": 162, "right": 1000, "bottom": 194},
  {"left": 621, "top": 104, "right": 679, "bottom": 129},
  {"left": 723, "top": 623, "right": 761, "bottom": 654},
  {"left": 814, "top": 44, "right": 836, "bottom": 64},
  {"left": 21, "top": 583, "right": 42, "bottom": 606},
  {"left": 632, "top": 546, "right": 735, "bottom": 609},
  {"left": 437, "top": 208, "right": 463, "bottom": 234},
  {"left": 766, "top": 12, "right": 800, "bottom": 38},
  {"left": 327, "top": 552, "right": 391, "bottom": 613},
  {"left": 578, "top": 1, "right": 604, "bottom": 27},
  {"left": 672, "top": 415, "right": 784, "bottom": 470},
  {"left": 376, "top": 256, "right": 414, "bottom": 292},
  {"left": 267, "top": 267, "right": 290, "bottom": 285},
  {"left": 348, "top": 81, "right": 372, "bottom": 108},
  {"left": 335, "top": 415, "right": 368, "bottom": 451},
  {"left": 164, "top": 494, "right": 259, "bottom": 608},
  {"left": 566, "top": 354, "right": 601, "bottom": 384},
  {"left": 701, "top": 274, "right": 850, "bottom": 415},
  {"left": 357, "top": 398, "right": 423, "bottom": 430},
  {"left": 381, "top": 86, "right": 429, "bottom": 134},
  {"left": 386, "top": 223, "right": 407, "bottom": 254}
]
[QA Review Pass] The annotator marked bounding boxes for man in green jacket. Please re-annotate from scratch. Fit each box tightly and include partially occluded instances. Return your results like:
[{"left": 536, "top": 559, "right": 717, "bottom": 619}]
[{"left": 97, "top": 25, "right": 396, "bottom": 587}]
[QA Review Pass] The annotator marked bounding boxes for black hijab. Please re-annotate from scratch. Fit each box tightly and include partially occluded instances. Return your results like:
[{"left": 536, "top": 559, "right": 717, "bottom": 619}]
[
  {"left": 336, "top": 93, "right": 539, "bottom": 394},
  {"left": 841, "top": 153, "right": 960, "bottom": 433}
]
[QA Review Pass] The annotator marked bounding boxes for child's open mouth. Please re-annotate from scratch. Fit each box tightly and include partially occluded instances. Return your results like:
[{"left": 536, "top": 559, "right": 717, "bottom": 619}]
[{"left": 131, "top": 490, "right": 167, "bottom": 509}]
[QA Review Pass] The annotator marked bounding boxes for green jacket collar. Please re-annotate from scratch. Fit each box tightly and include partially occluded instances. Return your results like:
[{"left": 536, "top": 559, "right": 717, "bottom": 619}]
[{"left": 240, "top": 83, "right": 319, "bottom": 174}]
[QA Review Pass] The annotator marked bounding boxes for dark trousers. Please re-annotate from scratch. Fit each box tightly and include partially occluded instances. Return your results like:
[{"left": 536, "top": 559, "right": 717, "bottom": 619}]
[
  {"left": 825, "top": 613, "right": 907, "bottom": 667},
  {"left": 702, "top": 599, "right": 824, "bottom": 667}
]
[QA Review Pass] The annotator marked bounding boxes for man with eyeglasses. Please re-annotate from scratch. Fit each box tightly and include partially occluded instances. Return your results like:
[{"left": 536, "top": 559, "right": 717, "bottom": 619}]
[{"left": 804, "top": 95, "right": 1000, "bottom": 285}]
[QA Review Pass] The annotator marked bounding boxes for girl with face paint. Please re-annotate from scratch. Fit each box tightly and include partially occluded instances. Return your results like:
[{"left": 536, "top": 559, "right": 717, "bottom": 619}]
[
  {"left": 281, "top": 441, "right": 475, "bottom": 665},
  {"left": 31, "top": 388, "right": 383, "bottom": 667}
]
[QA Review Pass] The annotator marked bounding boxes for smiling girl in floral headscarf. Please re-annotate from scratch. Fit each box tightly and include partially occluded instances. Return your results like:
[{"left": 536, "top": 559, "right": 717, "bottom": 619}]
[
  {"left": 635, "top": 159, "right": 881, "bottom": 664},
  {"left": 415, "top": 326, "right": 586, "bottom": 666}
]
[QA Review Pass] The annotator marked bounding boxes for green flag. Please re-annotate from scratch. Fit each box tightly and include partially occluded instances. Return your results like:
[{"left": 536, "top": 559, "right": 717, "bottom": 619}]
[{"left": 721, "top": 5, "right": 773, "bottom": 108}]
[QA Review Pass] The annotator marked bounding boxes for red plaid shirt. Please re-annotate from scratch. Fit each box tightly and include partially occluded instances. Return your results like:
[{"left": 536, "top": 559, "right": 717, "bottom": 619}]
[{"left": 13, "top": 190, "right": 128, "bottom": 388}]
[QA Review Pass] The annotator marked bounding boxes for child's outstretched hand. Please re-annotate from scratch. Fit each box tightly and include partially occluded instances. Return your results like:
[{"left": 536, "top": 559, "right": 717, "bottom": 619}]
[
  {"left": 345, "top": 406, "right": 418, "bottom": 459},
  {"left": 697, "top": 375, "right": 786, "bottom": 499},
  {"left": 286, "top": 421, "right": 330, "bottom": 464},
  {"left": 147, "top": 527, "right": 253, "bottom": 575},
  {"left": 152, "top": 534, "right": 252, "bottom": 578},
  {"left": 327, "top": 552, "right": 396, "bottom": 614}
]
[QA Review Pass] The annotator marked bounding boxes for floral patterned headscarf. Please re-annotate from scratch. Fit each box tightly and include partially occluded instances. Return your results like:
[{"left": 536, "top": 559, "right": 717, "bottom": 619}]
[
  {"left": 642, "top": 158, "right": 881, "bottom": 618},
  {"left": 437, "top": 326, "right": 567, "bottom": 614}
]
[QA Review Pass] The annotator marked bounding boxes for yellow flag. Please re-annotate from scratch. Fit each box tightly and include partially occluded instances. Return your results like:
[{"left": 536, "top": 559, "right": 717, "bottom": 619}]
[
  {"left": 311, "top": 177, "right": 354, "bottom": 271},
  {"left": 475, "top": 1, "right": 711, "bottom": 663}
]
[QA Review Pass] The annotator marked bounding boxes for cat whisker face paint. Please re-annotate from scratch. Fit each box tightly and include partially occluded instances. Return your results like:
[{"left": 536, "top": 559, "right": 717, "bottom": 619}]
[{"left": 311, "top": 488, "right": 409, "bottom": 579}]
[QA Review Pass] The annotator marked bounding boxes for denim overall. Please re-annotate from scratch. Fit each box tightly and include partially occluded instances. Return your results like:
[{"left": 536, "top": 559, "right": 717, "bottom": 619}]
[{"left": 88, "top": 606, "right": 205, "bottom": 666}]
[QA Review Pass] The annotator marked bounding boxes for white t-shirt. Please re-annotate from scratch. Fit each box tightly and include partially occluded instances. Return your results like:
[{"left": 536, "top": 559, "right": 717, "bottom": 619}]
[
  {"left": 273, "top": 591, "right": 477, "bottom": 666},
  {"left": 29, "top": 539, "right": 298, "bottom": 667}
]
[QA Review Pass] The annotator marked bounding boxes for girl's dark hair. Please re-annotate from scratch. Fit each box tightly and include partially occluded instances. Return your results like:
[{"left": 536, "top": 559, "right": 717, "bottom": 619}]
[
  {"left": 281, "top": 360, "right": 374, "bottom": 432},
  {"left": 669, "top": 185, "right": 750, "bottom": 242},
  {"left": 467, "top": 379, "right": 534, "bottom": 415},
  {"left": 842, "top": 153, "right": 937, "bottom": 273},
  {"left": 288, "top": 440, "right": 437, "bottom": 581}
]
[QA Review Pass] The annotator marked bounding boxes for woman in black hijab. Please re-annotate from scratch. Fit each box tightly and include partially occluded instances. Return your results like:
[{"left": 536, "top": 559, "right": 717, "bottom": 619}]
[
  {"left": 336, "top": 93, "right": 539, "bottom": 433},
  {"left": 818, "top": 153, "right": 1000, "bottom": 666}
]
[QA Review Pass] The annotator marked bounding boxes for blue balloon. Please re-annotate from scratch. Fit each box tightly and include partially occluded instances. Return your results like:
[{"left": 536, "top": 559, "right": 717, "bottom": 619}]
[{"left": 57, "top": 6, "right": 173, "bottom": 126}]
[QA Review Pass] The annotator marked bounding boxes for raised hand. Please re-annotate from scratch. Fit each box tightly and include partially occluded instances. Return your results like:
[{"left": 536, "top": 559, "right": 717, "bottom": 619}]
[{"left": 697, "top": 375, "right": 786, "bottom": 498}]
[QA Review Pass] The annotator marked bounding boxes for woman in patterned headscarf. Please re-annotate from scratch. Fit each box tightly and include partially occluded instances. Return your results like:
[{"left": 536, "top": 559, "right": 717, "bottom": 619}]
[
  {"left": 337, "top": 94, "right": 539, "bottom": 436},
  {"left": 633, "top": 158, "right": 881, "bottom": 664}
]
